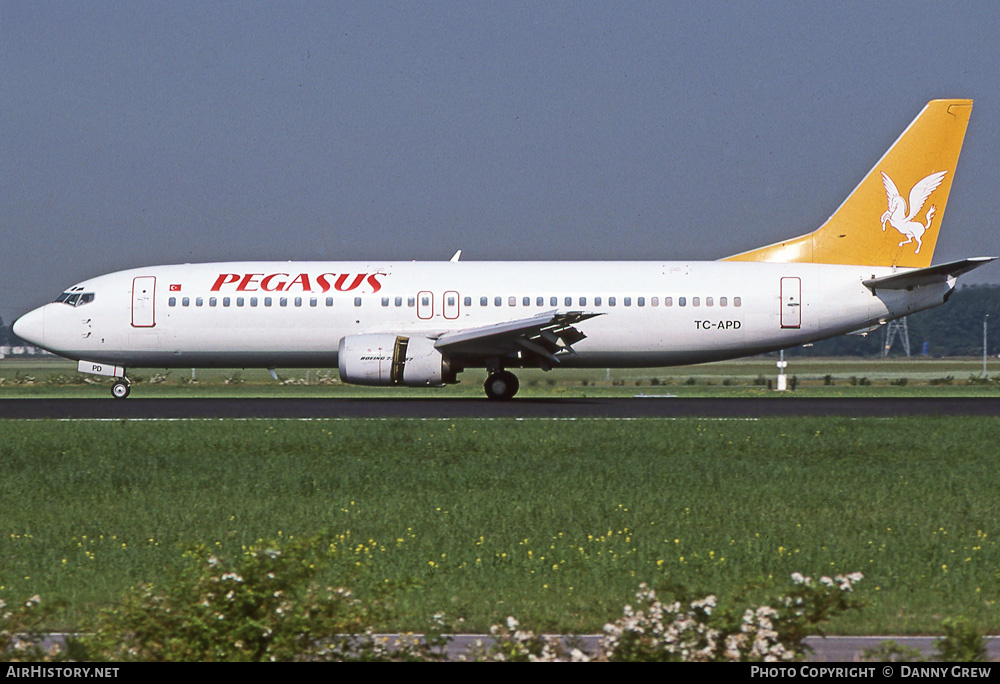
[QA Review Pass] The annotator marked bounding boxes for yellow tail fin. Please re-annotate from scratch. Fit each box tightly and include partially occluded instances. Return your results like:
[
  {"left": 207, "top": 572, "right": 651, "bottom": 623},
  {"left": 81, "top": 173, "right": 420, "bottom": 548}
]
[{"left": 724, "top": 99, "right": 972, "bottom": 268}]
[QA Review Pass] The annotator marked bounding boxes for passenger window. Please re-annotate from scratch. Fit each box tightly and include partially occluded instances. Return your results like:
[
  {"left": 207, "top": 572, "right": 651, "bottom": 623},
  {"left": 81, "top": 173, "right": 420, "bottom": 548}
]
[
  {"left": 579, "top": 297, "right": 586, "bottom": 306},
  {"left": 595, "top": 297, "right": 602, "bottom": 306},
  {"left": 720, "top": 297, "right": 727, "bottom": 307},
  {"left": 734, "top": 297, "right": 742, "bottom": 307},
  {"left": 564, "top": 297, "right": 572, "bottom": 307},
  {"left": 326, "top": 297, "right": 334, "bottom": 307},
  {"left": 536, "top": 297, "right": 543, "bottom": 306},
  {"left": 279, "top": 298, "right": 287, "bottom": 307},
  {"left": 235, "top": 297, "right": 243, "bottom": 307},
  {"left": 310, "top": 297, "right": 317, "bottom": 307},
  {"left": 678, "top": 297, "right": 686, "bottom": 307},
  {"left": 168, "top": 297, "right": 176, "bottom": 307},
  {"left": 223, "top": 297, "right": 231, "bottom": 307},
  {"left": 480, "top": 296, "right": 488, "bottom": 306},
  {"left": 464, "top": 297, "right": 472, "bottom": 307},
  {"left": 354, "top": 297, "right": 362, "bottom": 307},
  {"left": 294, "top": 297, "right": 302, "bottom": 307},
  {"left": 637, "top": 297, "right": 644, "bottom": 307},
  {"left": 609, "top": 297, "right": 616, "bottom": 307},
  {"left": 706, "top": 297, "right": 713, "bottom": 307},
  {"left": 550, "top": 297, "right": 557, "bottom": 306},
  {"left": 196, "top": 297, "right": 204, "bottom": 307},
  {"left": 692, "top": 297, "right": 699, "bottom": 307},
  {"left": 408, "top": 297, "right": 415, "bottom": 307},
  {"left": 209, "top": 297, "right": 217, "bottom": 307},
  {"left": 495, "top": 297, "right": 502, "bottom": 307},
  {"left": 624, "top": 297, "right": 631, "bottom": 307},
  {"left": 664, "top": 297, "right": 672, "bottom": 307},
  {"left": 651, "top": 297, "right": 659, "bottom": 307},
  {"left": 249, "top": 297, "right": 257, "bottom": 307},
  {"left": 382, "top": 297, "right": 390, "bottom": 307},
  {"left": 265, "top": 297, "right": 272, "bottom": 307},
  {"left": 396, "top": 297, "right": 404, "bottom": 307},
  {"left": 508, "top": 296, "right": 516, "bottom": 307}
]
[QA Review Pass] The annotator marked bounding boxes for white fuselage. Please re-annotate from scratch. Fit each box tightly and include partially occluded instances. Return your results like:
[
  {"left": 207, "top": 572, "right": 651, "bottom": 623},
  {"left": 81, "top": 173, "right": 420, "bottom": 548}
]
[{"left": 16, "top": 260, "right": 951, "bottom": 370}]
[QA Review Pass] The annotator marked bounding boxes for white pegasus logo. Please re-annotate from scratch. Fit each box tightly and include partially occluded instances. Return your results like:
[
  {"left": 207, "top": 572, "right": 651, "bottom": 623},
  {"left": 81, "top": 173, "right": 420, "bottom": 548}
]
[{"left": 880, "top": 171, "right": 946, "bottom": 254}]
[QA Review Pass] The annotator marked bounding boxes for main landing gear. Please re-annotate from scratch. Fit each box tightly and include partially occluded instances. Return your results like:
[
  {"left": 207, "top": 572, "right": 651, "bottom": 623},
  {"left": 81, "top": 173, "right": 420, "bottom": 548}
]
[
  {"left": 484, "top": 370, "right": 519, "bottom": 401},
  {"left": 111, "top": 376, "right": 131, "bottom": 399}
]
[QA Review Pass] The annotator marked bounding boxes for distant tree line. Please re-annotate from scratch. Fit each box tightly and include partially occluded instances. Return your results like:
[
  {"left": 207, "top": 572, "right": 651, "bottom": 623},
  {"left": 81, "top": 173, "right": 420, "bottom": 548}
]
[
  {"left": 788, "top": 284, "right": 1000, "bottom": 358},
  {"left": 0, "top": 317, "right": 24, "bottom": 347}
]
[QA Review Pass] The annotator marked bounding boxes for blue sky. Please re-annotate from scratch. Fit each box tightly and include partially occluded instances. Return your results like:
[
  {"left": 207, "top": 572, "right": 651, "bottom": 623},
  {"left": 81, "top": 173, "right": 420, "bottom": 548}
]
[{"left": 3, "top": 1, "right": 999, "bottom": 321}]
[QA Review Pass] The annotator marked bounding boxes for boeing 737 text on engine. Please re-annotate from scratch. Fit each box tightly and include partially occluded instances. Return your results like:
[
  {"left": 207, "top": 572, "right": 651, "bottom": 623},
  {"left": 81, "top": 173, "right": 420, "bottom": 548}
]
[{"left": 13, "top": 100, "right": 994, "bottom": 399}]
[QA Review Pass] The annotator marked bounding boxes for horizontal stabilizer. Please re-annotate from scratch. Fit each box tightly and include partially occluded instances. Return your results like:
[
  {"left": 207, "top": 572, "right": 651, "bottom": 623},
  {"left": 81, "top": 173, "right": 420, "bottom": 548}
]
[{"left": 863, "top": 257, "right": 996, "bottom": 291}]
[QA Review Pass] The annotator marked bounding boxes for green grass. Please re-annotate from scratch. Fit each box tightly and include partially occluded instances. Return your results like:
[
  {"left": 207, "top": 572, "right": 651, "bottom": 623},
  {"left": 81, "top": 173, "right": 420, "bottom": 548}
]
[
  {"left": 1, "top": 417, "right": 998, "bottom": 634},
  {"left": 4, "top": 356, "right": 1000, "bottom": 398}
]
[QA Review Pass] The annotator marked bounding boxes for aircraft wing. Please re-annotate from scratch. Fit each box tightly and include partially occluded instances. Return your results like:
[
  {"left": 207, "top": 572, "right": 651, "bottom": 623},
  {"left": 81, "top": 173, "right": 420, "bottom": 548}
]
[
  {"left": 863, "top": 257, "right": 997, "bottom": 291},
  {"left": 435, "top": 310, "right": 601, "bottom": 369}
]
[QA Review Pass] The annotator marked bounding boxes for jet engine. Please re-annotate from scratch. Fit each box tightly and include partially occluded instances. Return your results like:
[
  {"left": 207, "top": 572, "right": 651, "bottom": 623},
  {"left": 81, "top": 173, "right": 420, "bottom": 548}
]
[{"left": 338, "top": 334, "right": 457, "bottom": 386}]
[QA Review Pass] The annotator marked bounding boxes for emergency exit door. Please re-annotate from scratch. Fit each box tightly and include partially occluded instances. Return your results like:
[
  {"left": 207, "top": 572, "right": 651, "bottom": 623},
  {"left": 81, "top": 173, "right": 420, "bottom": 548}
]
[
  {"left": 417, "top": 290, "right": 433, "bottom": 320},
  {"left": 443, "top": 291, "right": 460, "bottom": 319}
]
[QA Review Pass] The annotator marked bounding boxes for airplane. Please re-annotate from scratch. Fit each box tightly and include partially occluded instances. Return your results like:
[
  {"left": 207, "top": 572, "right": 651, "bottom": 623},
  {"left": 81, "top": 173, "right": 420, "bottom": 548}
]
[{"left": 12, "top": 99, "right": 994, "bottom": 400}]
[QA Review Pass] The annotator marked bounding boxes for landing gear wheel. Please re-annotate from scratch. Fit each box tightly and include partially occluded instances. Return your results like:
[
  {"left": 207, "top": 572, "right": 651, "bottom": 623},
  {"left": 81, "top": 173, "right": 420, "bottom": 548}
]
[
  {"left": 111, "top": 380, "right": 131, "bottom": 399},
  {"left": 484, "top": 370, "right": 519, "bottom": 401}
]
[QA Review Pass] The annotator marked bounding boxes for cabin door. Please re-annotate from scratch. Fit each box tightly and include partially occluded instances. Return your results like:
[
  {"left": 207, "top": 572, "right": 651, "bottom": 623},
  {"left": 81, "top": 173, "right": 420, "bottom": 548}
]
[
  {"left": 780, "top": 277, "right": 801, "bottom": 329},
  {"left": 132, "top": 276, "right": 156, "bottom": 328}
]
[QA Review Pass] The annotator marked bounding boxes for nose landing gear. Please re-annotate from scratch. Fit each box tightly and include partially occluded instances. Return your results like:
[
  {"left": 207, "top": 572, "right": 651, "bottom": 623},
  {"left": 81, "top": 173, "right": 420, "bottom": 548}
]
[
  {"left": 484, "top": 370, "right": 519, "bottom": 401},
  {"left": 111, "top": 377, "right": 131, "bottom": 399}
]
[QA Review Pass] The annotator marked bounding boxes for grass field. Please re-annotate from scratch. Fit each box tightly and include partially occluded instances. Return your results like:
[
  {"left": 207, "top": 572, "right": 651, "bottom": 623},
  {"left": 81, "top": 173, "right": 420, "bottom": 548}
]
[
  {"left": 3, "top": 355, "right": 1000, "bottom": 398},
  {"left": 1, "top": 416, "right": 998, "bottom": 635}
]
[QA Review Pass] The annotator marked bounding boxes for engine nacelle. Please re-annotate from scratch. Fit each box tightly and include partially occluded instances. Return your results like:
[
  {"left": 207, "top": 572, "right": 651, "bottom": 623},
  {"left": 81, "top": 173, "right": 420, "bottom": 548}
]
[{"left": 338, "top": 333, "right": 457, "bottom": 387}]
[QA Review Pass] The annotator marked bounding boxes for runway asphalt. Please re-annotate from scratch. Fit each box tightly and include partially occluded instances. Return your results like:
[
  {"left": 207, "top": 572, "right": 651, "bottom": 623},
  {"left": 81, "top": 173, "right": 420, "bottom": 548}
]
[{"left": 3, "top": 397, "right": 1000, "bottom": 419}]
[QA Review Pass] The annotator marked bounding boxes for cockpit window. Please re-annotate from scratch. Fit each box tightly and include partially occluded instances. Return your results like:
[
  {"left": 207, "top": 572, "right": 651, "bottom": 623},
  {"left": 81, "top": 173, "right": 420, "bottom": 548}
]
[{"left": 55, "top": 292, "right": 95, "bottom": 307}]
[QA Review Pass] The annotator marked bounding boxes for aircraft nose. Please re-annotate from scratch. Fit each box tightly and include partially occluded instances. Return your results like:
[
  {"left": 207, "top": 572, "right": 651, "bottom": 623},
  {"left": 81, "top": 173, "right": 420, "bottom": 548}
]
[{"left": 12, "top": 307, "right": 45, "bottom": 347}]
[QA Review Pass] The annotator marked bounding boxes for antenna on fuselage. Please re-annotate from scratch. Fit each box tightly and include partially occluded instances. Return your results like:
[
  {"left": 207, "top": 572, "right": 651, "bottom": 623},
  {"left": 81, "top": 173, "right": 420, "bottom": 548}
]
[{"left": 450, "top": 250, "right": 462, "bottom": 262}]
